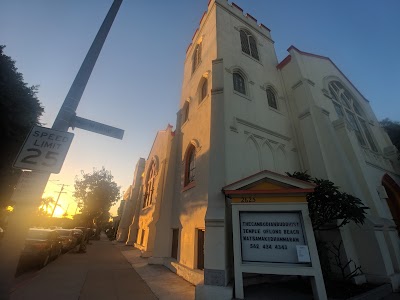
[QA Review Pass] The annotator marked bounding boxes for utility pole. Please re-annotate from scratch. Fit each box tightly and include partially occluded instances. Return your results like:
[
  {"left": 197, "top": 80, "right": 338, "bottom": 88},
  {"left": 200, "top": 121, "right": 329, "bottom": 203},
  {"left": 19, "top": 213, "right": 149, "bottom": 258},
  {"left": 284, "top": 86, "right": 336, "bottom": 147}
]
[
  {"left": 51, "top": 184, "right": 68, "bottom": 217},
  {"left": 0, "top": 1, "right": 124, "bottom": 298}
]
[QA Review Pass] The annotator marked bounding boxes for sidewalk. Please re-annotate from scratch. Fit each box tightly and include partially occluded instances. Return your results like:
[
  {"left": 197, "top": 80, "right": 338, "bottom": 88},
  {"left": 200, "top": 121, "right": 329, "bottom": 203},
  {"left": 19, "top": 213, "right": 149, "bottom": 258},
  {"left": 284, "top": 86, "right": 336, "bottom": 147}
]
[
  {"left": 10, "top": 235, "right": 158, "bottom": 300},
  {"left": 116, "top": 243, "right": 195, "bottom": 300}
]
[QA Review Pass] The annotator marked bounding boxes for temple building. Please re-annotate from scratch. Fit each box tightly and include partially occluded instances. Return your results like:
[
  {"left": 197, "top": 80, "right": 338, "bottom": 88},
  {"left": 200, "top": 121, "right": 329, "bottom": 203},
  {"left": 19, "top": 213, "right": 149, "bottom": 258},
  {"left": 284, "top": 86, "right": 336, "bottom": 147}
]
[{"left": 117, "top": 0, "right": 400, "bottom": 298}]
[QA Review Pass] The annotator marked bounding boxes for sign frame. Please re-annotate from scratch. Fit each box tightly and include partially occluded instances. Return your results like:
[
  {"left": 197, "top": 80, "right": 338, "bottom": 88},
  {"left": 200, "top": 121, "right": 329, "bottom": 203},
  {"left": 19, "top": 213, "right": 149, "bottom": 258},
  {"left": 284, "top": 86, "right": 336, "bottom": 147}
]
[
  {"left": 231, "top": 202, "right": 327, "bottom": 300},
  {"left": 13, "top": 126, "right": 74, "bottom": 174}
]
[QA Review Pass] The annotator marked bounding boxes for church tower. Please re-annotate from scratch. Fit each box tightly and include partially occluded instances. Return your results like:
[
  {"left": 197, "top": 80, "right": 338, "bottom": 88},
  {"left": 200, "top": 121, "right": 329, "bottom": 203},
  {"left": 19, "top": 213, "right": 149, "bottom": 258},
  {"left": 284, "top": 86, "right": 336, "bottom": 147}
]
[{"left": 171, "top": 0, "right": 303, "bottom": 293}]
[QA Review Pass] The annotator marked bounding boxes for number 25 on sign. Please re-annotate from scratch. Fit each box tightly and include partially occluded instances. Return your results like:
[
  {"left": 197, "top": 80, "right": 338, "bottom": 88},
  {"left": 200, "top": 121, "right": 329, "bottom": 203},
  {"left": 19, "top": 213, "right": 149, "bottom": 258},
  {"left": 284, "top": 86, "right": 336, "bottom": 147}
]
[{"left": 14, "top": 126, "right": 74, "bottom": 174}]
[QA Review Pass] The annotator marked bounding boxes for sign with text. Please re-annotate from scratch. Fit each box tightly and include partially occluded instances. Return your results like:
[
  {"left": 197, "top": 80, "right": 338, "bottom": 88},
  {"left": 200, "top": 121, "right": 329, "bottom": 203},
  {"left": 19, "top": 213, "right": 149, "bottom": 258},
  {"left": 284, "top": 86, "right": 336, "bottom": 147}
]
[
  {"left": 240, "top": 211, "right": 307, "bottom": 264},
  {"left": 73, "top": 116, "right": 124, "bottom": 140},
  {"left": 14, "top": 126, "right": 74, "bottom": 173}
]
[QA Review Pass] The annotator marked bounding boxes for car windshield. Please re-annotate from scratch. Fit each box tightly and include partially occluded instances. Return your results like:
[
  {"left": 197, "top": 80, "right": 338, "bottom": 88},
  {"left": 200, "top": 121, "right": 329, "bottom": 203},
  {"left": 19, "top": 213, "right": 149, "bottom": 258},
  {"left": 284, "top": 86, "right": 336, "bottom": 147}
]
[
  {"left": 27, "top": 230, "right": 50, "bottom": 239},
  {"left": 56, "top": 229, "right": 71, "bottom": 237}
]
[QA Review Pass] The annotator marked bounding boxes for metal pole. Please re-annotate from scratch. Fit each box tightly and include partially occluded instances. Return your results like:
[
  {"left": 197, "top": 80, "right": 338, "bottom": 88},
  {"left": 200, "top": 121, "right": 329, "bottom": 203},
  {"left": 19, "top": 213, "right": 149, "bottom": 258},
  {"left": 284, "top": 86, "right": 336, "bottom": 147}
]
[
  {"left": 53, "top": 0, "right": 123, "bottom": 132},
  {"left": 0, "top": 1, "right": 123, "bottom": 298}
]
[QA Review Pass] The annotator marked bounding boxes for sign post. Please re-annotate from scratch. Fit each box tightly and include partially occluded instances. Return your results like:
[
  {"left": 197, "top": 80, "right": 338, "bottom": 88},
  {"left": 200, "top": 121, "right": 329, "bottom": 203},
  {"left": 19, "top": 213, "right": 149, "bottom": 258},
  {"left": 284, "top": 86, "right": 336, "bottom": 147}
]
[{"left": 0, "top": 1, "right": 124, "bottom": 298}]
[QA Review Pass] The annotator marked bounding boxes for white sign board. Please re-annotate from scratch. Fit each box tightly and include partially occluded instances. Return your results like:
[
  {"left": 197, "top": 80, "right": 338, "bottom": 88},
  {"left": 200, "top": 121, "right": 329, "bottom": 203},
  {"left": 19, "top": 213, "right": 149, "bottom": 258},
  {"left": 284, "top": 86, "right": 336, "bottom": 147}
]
[
  {"left": 14, "top": 126, "right": 74, "bottom": 173},
  {"left": 11, "top": 171, "right": 49, "bottom": 205},
  {"left": 240, "top": 211, "right": 307, "bottom": 264}
]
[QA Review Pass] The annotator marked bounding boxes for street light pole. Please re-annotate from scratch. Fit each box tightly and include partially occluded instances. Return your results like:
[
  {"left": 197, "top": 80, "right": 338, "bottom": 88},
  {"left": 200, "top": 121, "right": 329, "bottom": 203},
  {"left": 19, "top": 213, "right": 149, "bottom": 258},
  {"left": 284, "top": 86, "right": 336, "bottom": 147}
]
[{"left": 0, "top": 1, "right": 123, "bottom": 298}]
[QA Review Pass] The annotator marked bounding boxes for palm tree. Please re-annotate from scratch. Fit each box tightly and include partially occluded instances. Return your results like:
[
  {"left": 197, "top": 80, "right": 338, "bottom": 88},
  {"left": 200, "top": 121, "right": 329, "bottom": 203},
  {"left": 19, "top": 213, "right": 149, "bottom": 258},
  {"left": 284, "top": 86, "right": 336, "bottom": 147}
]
[{"left": 39, "top": 197, "right": 56, "bottom": 216}]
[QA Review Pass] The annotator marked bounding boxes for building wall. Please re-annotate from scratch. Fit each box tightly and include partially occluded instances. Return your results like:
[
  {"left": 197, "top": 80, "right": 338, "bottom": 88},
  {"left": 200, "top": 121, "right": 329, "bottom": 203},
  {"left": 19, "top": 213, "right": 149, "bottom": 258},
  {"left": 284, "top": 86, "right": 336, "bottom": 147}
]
[{"left": 127, "top": 0, "right": 400, "bottom": 294}]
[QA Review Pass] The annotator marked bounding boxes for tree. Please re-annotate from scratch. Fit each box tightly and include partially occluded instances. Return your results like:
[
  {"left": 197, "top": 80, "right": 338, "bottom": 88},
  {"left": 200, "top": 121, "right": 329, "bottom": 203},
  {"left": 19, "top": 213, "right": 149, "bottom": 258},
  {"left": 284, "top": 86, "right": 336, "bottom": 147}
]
[
  {"left": 286, "top": 171, "right": 369, "bottom": 230},
  {"left": 0, "top": 45, "right": 44, "bottom": 208},
  {"left": 73, "top": 167, "right": 120, "bottom": 229},
  {"left": 287, "top": 171, "right": 369, "bottom": 280},
  {"left": 380, "top": 118, "right": 400, "bottom": 159},
  {"left": 38, "top": 196, "right": 56, "bottom": 216}
]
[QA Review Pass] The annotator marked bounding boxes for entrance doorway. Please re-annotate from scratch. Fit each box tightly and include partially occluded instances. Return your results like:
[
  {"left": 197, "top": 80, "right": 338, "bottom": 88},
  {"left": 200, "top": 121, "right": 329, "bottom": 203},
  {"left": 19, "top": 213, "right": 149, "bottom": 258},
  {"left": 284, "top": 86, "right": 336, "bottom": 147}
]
[
  {"left": 197, "top": 229, "right": 205, "bottom": 270},
  {"left": 382, "top": 174, "right": 400, "bottom": 235},
  {"left": 171, "top": 229, "right": 179, "bottom": 260}
]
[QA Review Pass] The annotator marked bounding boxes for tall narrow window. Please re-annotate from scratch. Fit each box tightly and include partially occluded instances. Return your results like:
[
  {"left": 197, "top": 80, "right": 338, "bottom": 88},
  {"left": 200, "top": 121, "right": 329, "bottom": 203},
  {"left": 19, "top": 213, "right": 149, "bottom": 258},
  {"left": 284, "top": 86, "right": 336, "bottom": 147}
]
[
  {"left": 266, "top": 88, "right": 277, "bottom": 109},
  {"left": 328, "top": 80, "right": 378, "bottom": 152},
  {"left": 143, "top": 161, "right": 156, "bottom": 207},
  {"left": 182, "top": 102, "right": 189, "bottom": 124},
  {"left": 239, "top": 29, "right": 259, "bottom": 60},
  {"left": 233, "top": 72, "right": 246, "bottom": 95},
  {"left": 185, "top": 145, "right": 196, "bottom": 186},
  {"left": 192, "top": 42, "right": 202, "bottom": 73},
  {"left": 200, "top": 79, "right": 208, "bottom": 102}
]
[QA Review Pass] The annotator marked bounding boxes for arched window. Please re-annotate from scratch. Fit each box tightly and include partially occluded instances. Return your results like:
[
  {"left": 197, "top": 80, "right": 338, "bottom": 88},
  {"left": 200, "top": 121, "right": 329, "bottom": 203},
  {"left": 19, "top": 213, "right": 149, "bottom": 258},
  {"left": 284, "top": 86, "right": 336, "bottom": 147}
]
[
  {"left": 233, "top": 72, "right": 246, "bottom": 95},
  {"left": 192, "top": 42, "right": 202, "bottom": 73},
  {"left": 185, "top": 144, "right": 196, "bottom": 186},
  {"left": 200, "top": 79, "right": 208, "bottom": 102},
  {"left": 266, "top": 88, "right": 277, "bottom": 109},
  {"left": 240, "top": 29, "right": 259, "bottom": 60},
  {"left": 143, "top": 161, "right": 156, "bottom": 207},
  {"left": 329, "top": 80, "right": 378, "bottom": 152}
]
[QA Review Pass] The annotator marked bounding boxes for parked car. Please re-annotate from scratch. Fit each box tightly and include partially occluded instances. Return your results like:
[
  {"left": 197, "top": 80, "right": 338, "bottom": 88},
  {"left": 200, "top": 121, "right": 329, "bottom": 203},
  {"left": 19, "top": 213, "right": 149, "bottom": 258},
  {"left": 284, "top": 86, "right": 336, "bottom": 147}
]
[
  {"left": 55, "top": 229, "right": 77, "bottom": 252},
  {"left": 18, "top": 228, "right": 63, "bottom": 270},
  {"left": 71, "top": 228, "right": 84, "bottom": 244}
]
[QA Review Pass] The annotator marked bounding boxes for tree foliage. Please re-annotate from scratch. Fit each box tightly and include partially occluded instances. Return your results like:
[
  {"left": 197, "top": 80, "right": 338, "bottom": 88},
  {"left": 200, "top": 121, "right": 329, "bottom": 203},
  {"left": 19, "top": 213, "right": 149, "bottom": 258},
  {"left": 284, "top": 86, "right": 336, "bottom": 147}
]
[
  {"left": 38, "top": 196, "right": 56, "bottom": 216},
  {"left": 286, "top": 171, "right": 369, "bottom": 230},
  {"left": 0, "top": 45, "right": 44, "bottom": 207},
  {"left": 73, "top": 167, "right": 120, "bottom": 227},
  {"left": 380, "top": 118, "right": 400, "bottom": 158}
]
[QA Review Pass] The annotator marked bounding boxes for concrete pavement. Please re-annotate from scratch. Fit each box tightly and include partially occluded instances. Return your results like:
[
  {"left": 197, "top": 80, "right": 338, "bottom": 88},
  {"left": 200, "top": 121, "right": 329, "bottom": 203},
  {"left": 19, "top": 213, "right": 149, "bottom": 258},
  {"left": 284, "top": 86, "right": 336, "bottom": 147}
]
[{"left": 10, "top": 235, "right": 157, "bottom": 300}]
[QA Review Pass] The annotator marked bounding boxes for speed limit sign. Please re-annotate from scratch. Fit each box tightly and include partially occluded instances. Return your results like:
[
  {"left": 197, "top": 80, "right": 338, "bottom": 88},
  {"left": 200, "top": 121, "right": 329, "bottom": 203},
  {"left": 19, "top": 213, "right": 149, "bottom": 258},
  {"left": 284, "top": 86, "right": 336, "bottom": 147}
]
[{"left": 13, "top": 126, "right": 74, "bottom": 173}]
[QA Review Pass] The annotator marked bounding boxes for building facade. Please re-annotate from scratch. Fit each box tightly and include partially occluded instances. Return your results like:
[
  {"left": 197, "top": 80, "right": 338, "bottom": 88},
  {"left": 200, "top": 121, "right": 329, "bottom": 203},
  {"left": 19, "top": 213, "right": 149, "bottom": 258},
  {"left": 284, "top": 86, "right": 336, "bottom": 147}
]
[{"left": 122, "top": 0, "right": 400, "bottom": 298}]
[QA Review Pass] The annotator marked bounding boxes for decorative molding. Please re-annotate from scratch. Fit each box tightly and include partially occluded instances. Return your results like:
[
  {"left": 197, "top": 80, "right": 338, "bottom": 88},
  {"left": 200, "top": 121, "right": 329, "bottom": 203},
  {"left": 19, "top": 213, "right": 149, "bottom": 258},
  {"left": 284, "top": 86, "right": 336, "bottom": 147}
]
[
  {"left": 244, "top": 131, "right": 265, "bottom": 141},
  {"left": 211, "top": 88, "right": 224, "bottom": 95},
  {"left": 322, "top": 88, "right": 331, "bottom": 99},
  {"left": 306, "top": 79, "right": 315, "bottom": 86},
  {"left": 268, "top": 139, "right": 279, "bottom": 145},
  {"left": 212, "top": 58, "right": 223, "bottom": 65},
  {"left": 202, "top": 70, "right": 211, "bottom": 78},
  {"left": 291, "top": 80, "right": 303, "bottom": 90},
  {"left": 298, "top": 109, "right": 311, "bottom": 120},
  {"left": 230, "top": 117, "right": 238, "bottom": 133},
  {"left": 236, "top": 118, "right": 291, "bottom": 141},
  {"left": 205, "top": 219, "right": 225, "bottom": 227},
  {"left": 321, "top": 108, "right": 330, "bottom": 117}
]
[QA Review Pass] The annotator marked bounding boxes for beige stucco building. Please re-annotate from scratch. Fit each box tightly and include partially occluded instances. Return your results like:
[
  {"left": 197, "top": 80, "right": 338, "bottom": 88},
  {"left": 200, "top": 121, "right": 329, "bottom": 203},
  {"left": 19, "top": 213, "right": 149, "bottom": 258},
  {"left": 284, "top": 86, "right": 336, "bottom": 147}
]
[{"left": 118, "top": 0, "right": 400, "bottom": 298}]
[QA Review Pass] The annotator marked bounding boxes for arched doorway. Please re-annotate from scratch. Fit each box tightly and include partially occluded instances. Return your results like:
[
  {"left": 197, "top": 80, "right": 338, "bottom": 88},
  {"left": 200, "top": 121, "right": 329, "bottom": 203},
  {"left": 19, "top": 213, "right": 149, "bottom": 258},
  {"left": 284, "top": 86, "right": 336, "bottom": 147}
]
[{"left": 382, "top": 174, "right": 400, "bottom": 235}]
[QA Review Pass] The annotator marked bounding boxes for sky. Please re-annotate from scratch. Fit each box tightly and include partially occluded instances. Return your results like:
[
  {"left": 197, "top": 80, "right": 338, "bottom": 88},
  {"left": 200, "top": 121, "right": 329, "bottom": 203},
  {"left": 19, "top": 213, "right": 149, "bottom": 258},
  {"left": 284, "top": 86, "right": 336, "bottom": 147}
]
[{"left": 1, "top": 0, "right": 399, "bottom": 217}]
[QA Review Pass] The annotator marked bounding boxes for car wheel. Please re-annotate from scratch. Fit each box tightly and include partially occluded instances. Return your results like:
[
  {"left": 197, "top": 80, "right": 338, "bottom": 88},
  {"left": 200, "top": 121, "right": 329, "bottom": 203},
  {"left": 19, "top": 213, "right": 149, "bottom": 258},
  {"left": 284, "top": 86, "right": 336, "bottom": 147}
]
[{"left": 42, "top": 252, "right": 50, "bottom": 268}]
